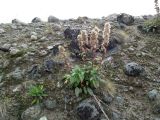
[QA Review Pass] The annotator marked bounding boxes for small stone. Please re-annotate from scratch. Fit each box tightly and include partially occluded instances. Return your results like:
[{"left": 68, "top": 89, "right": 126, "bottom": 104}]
[
  {"left": 39, "top": 50, "right": 48, "bottom": 56},
  {"left": 31, "top": 35, "right": 38, "bottom": 40},
  {"left": 44, "top": 99, "right": 57, "bottom": 110},
  {"left": 48, "top": 16, "right": 59, "bottom": 23},
  {"left": 53, "top": 23, "right": 61, "bottom": 31},
  {"left": 124, "top": 62, "right": 143, "bottom": 76},
  {"left": 21, "top": 105, "right": 41, "bottom": 120},
  {"left": 39, "top": 36, "right": 48, "bottom": 42},
  {"left": 32, "top": 17, "right": 42, "bottom": 23},
  {"left": 128, "top": 47, "right": 134, "bottom": 52},
  {"left": 102, "top": 92, "right": 113, "bottom": 104},
  {"left": 148, "top": 89, "right": 158, "bottom": 101},
  {"left": 112, "top": 112, "right": 120, "bottom": 120},
  {"left": 2, "top": 44, "right": 11, "bottom": 49},
  {"left": 39, "top": 116, "right": 48, "bottom": 120},
  {"left": 8, "top": 68, "right": 23, "bottom": 80},
  {"left": 10, "top": 48, "right": 20, "bottom": 55},
  {"left": 31, "top": 32, "right": 37, "bottom": 36},
  {"left": 12, "top": 84, "right": 23, "bottom": 92},
  {"left": 0, "top": 28, "right": 5, "bottom": 34},
  {"left": 115, "top": 96, "right": 124, "bottom": 106}
]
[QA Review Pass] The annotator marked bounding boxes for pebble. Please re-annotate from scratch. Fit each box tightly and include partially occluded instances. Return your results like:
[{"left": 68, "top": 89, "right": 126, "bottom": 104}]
[
  {"left": 10, "top": 47, "right": 20, "bottom": 55},
  {"left": 31, "top": 35, "right": 38, "bottom": 40},
  {"left": 39, "top": 50, "right": 48, "bottom": 56},
  {"left": 39, "top": 116, "right": 48, "bottom": 120},
  {"left": 148, "top": 89, "right": 158, "bottom": 101},
  {"left": 2, "top": 43, "right": 11, "bottom": 49}
]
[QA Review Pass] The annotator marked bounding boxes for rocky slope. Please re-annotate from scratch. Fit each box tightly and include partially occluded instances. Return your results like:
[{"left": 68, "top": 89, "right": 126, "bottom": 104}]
[{"left": 0, "top": 14, "right": 160, "bottom": 120}]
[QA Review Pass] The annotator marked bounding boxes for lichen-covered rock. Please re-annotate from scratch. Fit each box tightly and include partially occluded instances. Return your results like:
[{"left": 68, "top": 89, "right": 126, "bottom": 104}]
[
  {"left": 148, "top": 89, "right": 158, "bottom": 101},
  {"left": 76, "top": 100, "right": 100, "bottom": 120},
  {"left": 117, "top": 13, "right": 134, "bottom": 25},
  {"left": 124, "top": 62, "right": 144, "bottom": 76},
  {"left": 64, "top": 27, "right": 80, "bottom": 40},
  {"left": 44, "top": 99, "right": 57, "bottom": 110}
]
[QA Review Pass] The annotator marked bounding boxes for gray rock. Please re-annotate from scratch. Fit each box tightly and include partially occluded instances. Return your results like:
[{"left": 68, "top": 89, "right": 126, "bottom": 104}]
[
  {"left": 148, "top": 89, "right": 158, "bottom": 101},
  {"left": 43, "top": 60, "right": 64, "bottom": 73},
  {"left": 76, "top": 101, "right": 100, "bottom": 120},
  {"left": 10, "top": 47, "right": 20, "bottom": 55},
  {"left": 124, "top": 62, "right": 144, "bottom": 76},
  {"left": 0, "top": 28, "right": 5, "bottom": 34},
  {"left": 2, "top": 43, "right": 11, "bottom": 49},
  {"left": 115, "top": 96, "right": 124, "bottom": 106},
  {"left": 32, "top": 17, "right": 42, "bottom": 23},
  {"left": 21, "top": 105, "right": 42, "bottom": 120},
  {"left": 53, "top": 23, "right": 61, "bottom": 31},
  {"left": 102, "top": 92, "right": 113, "bottom": 104},
  {"left": 117, "top": 13, "right": 134, "bottom": 25},
  {"left": 31, "top": 35, "right": 38, "bottom": 40},
  {"left": 112, "top": 112, "right": 120, "bottom": 120},
  {"left": 44, "top": 99, "right": 57, "bottom": 110},
  {"left": 39, "top": 116, "right": 48, "bottom": 120},
  {"left": 7, "top": 67, "right": 23, "bottom": 80},
  {"left": 48, "top": 16, "right": 59, "bottom": 23}
]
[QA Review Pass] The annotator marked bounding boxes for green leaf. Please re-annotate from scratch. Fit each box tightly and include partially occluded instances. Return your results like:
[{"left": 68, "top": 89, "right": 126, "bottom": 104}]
[
  {"left": 75, "top": 87, "right": 81, "bottom": 97},
  {"left": 83, "top": 87, "right": 87, "bottom": 94},
  {"left": 87, "top": 88, "right": 93, "bottom": 96}
]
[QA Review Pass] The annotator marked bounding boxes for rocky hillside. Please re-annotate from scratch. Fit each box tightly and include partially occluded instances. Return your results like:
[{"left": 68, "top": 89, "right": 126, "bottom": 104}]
[{"left": 0, "top": 14, "right": 160, "bottom": 120}]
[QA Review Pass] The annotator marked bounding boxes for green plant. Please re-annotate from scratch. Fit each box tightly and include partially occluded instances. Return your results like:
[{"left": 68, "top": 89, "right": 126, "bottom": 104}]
[
  {"left": 64, "top": 62, "right": 100, "bottom": 97},
  {"left": 28, "top": 85, "right": 47, "bottom": 105}
]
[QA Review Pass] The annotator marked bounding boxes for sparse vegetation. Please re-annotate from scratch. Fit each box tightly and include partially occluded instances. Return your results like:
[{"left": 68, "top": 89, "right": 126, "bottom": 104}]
[
  {"left": 77, "top": 22, "right": 111, "bottom": 60},
  {"left": 64, "top": 62, "right": 100, "bottom": 97},
  {"left": 28, "top": 85, "right": 47, "bottom": 105}
]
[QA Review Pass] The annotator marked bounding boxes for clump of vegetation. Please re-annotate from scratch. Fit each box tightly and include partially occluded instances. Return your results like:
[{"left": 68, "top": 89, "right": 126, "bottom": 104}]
[
  {"left": 140, "top": 0, "right": 160, "bottom": 33},
  {"left": 77, "top": 22, "right": 111, "bottom": 60},
  {"left": 64, "top": 62, "right": 100, "bottom": 97},
  {"left": 28, "top": 85, "right": 47, "bottom": 105}
]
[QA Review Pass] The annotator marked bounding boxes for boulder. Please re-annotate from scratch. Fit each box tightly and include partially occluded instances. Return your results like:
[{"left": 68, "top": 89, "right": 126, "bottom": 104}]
[
  {"left": 32, "top": 17, "right": 42, "bottom": 23},
  {"left": 117, "top": 13, "right": 134, "bottom": 25},
  {"left": 76, "top": 100, "right": 100, "bottom": 120},
  {"left": 124, "top": 62, "right": 144, "bottom": 76},
  {"left": 48, "top": 16, "right": 59, "bottom": 23}
]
